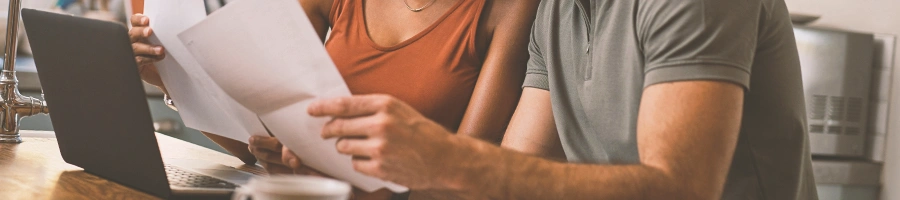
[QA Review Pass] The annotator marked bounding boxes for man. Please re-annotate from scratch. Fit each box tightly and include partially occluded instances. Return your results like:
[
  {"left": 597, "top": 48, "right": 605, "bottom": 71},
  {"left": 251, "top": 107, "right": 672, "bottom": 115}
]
[{"left": 301, "top": 0, "right": 818, "bottom": 199}]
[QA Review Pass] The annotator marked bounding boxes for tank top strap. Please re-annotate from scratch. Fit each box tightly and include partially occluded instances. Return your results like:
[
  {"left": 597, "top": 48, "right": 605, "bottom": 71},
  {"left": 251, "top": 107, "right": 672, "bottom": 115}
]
[
  {"left": 464, "top": 0, "right": 488, "bottom": 62},
  {"left": 328, "top": 0, "right": 349, "bottom": 26}
]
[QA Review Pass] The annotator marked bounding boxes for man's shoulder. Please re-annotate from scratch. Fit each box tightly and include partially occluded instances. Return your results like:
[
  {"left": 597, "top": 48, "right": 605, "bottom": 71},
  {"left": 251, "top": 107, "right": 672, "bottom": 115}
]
[
  {"left": 634, "top": 0, "right": 773, "bottom": 16},
  {"left": 528, "top": 0, "right": 575, "bottom": 36},
  {"left": 531, "top": 0, "right": 572, "bottom": 17}
]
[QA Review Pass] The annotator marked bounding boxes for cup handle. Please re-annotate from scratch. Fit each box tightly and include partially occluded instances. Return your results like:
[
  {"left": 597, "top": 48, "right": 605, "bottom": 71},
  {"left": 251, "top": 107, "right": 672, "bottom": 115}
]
[{"left": 231, "top": 186, "right": 254, "bottom": 200}]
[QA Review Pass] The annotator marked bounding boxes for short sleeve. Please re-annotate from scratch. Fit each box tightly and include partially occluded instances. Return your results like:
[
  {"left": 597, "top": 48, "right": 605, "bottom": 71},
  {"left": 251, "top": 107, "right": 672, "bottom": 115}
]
[
  {"left": 523, "top": 23, "right": 550, "bottom": 90},
  {"left": 638, "top": 0, "right": 762, "bottom": 89}
]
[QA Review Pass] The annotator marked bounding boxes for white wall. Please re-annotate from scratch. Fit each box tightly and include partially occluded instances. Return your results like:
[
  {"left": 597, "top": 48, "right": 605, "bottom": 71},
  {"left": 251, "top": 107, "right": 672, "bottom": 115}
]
[{"left": 782, "top": 0, "right": 900, "bottom": 199}]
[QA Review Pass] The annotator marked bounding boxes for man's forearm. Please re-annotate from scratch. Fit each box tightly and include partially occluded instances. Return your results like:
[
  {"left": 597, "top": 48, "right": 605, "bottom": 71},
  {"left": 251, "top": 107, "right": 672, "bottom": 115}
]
[{"left": 459, "top": 137, "right": 706, "bottom": 200}]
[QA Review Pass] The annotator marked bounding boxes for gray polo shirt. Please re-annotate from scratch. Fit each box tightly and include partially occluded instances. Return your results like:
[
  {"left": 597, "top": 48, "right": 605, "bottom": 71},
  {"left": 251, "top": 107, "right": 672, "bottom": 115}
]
[{"left": 524, "top": 0, "right": 817, "bottom": 199}]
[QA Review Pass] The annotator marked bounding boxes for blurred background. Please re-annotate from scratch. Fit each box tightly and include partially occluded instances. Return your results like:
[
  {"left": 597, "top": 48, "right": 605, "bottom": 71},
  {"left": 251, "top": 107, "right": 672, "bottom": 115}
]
[
  {"left": 0, "top": 0, "right": 230, "bottom": 156},
  {"left": 0, "top": 0, "right": 897, "bottom": 200},
  {"left": 782, "top": 1, "right": 899, "bottom": 200}
]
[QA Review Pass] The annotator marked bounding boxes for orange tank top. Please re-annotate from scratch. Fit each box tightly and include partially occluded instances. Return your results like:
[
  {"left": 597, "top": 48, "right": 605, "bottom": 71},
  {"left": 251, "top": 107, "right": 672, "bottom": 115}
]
[{"left": 326, "top": 0, "right": 485, "bottom": 131}]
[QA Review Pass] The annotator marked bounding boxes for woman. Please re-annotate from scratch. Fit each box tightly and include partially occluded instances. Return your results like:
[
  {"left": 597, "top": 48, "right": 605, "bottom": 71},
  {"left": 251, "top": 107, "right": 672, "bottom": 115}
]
[{"left": 130, "top": 0, "right": 538, "bottom": 198}]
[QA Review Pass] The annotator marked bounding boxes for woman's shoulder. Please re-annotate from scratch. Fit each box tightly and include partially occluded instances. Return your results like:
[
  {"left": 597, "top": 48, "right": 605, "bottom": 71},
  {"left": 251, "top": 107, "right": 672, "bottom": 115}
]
[{"left": 299, "top": 0, "right": 336, "bottom": 20}]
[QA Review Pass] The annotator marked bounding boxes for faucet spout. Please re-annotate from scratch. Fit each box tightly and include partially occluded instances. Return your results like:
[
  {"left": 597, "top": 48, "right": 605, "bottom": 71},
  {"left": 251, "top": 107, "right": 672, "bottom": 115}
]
[{"left": 3, "top": 0, "right": 20, "bottom": 72}]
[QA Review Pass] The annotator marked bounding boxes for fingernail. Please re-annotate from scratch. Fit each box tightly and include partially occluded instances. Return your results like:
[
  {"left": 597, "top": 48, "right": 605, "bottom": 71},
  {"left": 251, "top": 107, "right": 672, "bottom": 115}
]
[
  {"left": 307, "top": 102, "right": 319, "bottom": 114},
  {"left": 141, "top": 17, "right": 148, "bottom": 24},
  {"left": 154, "top": 47, "right": 163, "bottom": 54},
  {"left": 144, "top": 28, "right": 152, "bottom": 36}
]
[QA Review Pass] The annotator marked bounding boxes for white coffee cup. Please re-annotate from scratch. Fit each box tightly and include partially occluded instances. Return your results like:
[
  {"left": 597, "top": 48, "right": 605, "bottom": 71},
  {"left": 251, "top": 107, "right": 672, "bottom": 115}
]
[{"left": 232, "top": 175, "right": 351, "bottom": 200}]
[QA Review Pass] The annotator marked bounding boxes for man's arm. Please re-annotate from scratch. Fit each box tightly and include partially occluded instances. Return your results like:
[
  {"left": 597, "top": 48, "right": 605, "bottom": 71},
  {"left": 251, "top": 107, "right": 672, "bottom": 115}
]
[
  {"left": 310, "top": 80, "right": 743, "bottom": 199},
  {"left": 469, "top": 80, "right": 744, "bottom": 199},
  {"left": 500, "top": 88, "right": 565, "bottom": 160}
]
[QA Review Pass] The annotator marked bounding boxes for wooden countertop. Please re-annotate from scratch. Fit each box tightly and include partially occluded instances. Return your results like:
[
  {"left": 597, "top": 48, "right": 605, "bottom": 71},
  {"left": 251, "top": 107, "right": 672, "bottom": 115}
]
[{"left": 0, "top": 130, "right": 264, "bottom": 200}]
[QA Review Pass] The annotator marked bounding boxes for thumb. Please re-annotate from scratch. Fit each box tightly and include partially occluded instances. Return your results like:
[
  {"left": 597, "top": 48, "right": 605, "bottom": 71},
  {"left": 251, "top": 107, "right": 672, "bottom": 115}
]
[{"left": 281, "top": 147, "right": 301, "bottom": 168}]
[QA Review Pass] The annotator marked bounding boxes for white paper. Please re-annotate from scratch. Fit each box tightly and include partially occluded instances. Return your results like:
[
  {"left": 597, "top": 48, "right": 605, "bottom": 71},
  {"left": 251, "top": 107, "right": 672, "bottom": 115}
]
[
  {"left": 144, "top": 0, "right": 268, "bottom": 143},
  {"left": 177, "top": 0, "right": 408, "bottom": 192}
]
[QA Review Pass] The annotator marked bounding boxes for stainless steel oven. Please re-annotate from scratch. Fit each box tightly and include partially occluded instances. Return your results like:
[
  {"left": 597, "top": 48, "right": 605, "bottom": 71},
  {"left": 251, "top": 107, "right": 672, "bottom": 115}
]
[{"left": 794, "top": 27, "right": 875, "bottom": 158}]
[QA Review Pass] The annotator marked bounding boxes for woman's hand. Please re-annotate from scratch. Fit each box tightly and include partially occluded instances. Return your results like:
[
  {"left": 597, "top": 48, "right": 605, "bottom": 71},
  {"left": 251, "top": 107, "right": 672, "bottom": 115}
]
[
  {"left": 280, "top": 146, "right": 325, "bottom": 176},
  {"left": 248, "top": 136, "right": 293, "bottom": 174},
  {"left": 247, "top": 137, "right": 335, "bottom": 177},
  {"left": 128, "top": 14, "right": 167, "bottom": 90},
  {"left": 282, "top": 147, "right": 395, "bottom": 200}
]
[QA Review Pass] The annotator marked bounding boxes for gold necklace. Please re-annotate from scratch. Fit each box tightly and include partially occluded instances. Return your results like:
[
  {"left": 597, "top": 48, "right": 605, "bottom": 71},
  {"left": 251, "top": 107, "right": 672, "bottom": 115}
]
[{"left": 403, "top": 0, "right": 437, "bottom": 12}]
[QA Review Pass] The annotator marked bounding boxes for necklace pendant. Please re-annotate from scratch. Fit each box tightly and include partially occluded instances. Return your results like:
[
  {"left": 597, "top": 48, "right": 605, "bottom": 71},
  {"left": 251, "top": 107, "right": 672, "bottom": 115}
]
[{"left": 403, "top": 0, "right": 436, "bottom": 12}]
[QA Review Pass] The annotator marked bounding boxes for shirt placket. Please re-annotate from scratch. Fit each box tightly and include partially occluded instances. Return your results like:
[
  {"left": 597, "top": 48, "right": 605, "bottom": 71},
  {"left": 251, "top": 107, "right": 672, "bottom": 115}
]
[{"left": 575, "top": 0, "right": 593, "bottom": 80}]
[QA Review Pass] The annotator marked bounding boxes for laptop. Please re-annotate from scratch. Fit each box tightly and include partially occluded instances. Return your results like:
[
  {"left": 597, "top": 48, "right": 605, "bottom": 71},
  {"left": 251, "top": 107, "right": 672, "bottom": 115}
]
[{"left": 22, "top": 9, "right": 257, "bottom": 198}]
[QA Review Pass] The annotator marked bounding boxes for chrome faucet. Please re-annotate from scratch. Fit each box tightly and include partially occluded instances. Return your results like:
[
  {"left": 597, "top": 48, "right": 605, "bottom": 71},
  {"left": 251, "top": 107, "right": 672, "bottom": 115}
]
[{"left": 0, "top": 0, "right": 49, "bottom": 143}]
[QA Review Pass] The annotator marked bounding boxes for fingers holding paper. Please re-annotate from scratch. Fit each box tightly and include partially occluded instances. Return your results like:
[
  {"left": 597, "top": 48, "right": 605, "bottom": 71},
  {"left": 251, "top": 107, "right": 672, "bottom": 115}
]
[
  {"left": 280, "top": 147, "right": 328, "bottom": 176},
  {"left": 246, "top": 140, "right": 330, "bottom": 178},
  {"left": 248, "top": 136, "right": 296, "bottom": 174},
  {"left": 132, "top": 43, "right": 165, "bottom": 61},
  {"left": 128, "top": 13, "right": 167, "bottom": 88},
  {"left": 311, "top": 95, "right": 467, "bottom": 190},
  {"left": 129, "top": 14, "right": 165, "bottom": 59},
  {"left": 250, "top": 136, "right": 333, "bottom": 177},
  {"left": 280, "top": 146, "right": 397, "bottom": 199},
  {"left": 129, "top": 14, "right": 150, "bottom": 41},
  {"left": 248, "top": 136, "right": 284, "bottom": 163}
]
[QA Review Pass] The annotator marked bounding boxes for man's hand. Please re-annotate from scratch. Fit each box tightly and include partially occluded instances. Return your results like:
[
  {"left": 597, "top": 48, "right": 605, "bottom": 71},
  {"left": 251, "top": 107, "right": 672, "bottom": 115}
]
[
  {"left": 309, "top": 95, "right": 470, "bottom": 190},
  {"left": 129, "top": 14, "right": 166, "bottom": 90},
  {"left": 248, "top": 136, "right": 292, "bottom": 174},
  {"left": 307, "top": 81, "right": 745, "bottom": 199}
]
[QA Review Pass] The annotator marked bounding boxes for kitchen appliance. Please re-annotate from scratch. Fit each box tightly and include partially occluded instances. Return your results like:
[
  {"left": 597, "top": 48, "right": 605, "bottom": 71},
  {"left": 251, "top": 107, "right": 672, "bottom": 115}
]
[{"left": 794, "top": 26, "right": 875, "bottom": 157}]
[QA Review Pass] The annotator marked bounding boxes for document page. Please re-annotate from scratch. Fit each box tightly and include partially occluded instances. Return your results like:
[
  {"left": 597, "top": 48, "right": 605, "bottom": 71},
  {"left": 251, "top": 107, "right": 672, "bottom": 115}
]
[
  {"left": 178, "top": 0, "right": 408, "bottom": 192},
  {"left": 144, "top": 0, "right": 267, "bottom": 143}
]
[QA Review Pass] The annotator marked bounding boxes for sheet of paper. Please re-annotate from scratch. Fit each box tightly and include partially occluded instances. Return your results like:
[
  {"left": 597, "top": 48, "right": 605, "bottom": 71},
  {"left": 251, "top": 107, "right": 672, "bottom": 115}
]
[
  {"left": 177, "top": 0, "right": 408, "bottom": 192},
  {"left": 144, "top": 0, "right": 267, "bottom": 143}
]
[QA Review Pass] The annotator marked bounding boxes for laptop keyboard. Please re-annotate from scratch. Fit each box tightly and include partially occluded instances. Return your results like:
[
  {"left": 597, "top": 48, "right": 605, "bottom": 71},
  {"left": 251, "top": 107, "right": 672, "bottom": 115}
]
[{"left": 165, "top": 165, "right": 238, "bottom": 189}]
